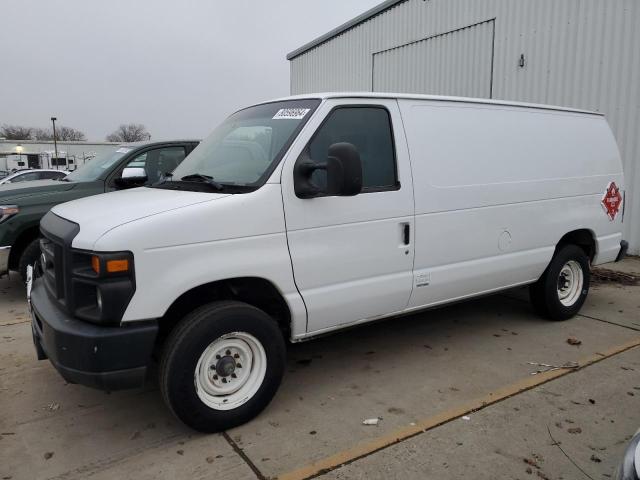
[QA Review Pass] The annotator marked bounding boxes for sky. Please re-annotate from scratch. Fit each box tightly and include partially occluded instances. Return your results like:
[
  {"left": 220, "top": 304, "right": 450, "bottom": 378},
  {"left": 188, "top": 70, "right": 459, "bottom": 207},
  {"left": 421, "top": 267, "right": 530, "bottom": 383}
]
[{"left": 0, "top": 0, "right": 380, "bottom": 141}]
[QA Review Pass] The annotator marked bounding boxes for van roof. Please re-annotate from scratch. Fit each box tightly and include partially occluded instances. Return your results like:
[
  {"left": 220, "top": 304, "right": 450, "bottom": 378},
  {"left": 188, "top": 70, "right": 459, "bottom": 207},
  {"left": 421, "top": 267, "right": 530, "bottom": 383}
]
[{"left": 271, "top": 92, "right": 602, "bottom": 116}]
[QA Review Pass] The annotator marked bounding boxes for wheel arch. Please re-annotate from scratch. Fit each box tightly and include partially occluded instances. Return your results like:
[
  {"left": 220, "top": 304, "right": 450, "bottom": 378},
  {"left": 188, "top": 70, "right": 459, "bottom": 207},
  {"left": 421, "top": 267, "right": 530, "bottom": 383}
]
[
  {"left": 8, "top": 225, "right": 40, "bottom": 270},
  {"left": 156, "top": 276, "right": 293, "bottom": 348},
  {"left": 555, "top": 228, "right": 597, "bottom": 262}
]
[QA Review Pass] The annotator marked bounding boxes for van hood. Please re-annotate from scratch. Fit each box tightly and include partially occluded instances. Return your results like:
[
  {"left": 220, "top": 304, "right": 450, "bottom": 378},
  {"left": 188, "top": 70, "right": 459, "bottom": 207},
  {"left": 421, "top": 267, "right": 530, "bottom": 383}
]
[
  {"left": 51, "top": 187, "right": 231, "bottom": 246},
  {"left": 0, "top": 180, "right": 76, "bottom": 202}
]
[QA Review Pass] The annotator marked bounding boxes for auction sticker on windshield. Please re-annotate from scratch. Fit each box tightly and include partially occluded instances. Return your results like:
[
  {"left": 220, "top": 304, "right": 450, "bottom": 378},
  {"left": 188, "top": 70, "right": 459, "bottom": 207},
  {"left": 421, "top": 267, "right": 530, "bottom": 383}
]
[{"left": 273, "top": 108, "right": 310, "bottom": 120}]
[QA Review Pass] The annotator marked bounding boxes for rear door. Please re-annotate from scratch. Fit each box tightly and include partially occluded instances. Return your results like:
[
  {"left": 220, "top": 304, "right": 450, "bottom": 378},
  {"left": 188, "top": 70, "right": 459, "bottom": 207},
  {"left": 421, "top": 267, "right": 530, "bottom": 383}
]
[{"left": 281, "top": 98, "right": 415, "bottom": 334}]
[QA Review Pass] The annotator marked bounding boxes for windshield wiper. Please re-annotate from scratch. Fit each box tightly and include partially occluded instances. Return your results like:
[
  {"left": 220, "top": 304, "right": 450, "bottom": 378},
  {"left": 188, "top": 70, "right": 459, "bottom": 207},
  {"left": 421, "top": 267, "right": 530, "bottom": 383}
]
[{"left": 180, "top": 173, "right": 224, "bottom": 191}]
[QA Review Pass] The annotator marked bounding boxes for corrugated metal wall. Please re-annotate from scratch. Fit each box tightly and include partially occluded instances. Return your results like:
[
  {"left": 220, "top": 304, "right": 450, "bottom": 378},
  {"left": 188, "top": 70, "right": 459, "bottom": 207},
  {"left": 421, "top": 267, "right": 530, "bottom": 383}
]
[
  {"left": 289, "top": 0, "right": 640, "bottom": 254},
  {"left": 373, "top": 19, "right": 495, "bottom": 97}
]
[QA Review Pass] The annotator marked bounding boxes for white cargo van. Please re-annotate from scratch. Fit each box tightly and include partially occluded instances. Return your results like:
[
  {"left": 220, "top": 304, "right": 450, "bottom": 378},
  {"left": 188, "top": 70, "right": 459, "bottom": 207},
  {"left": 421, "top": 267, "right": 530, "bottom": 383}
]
[{"left": 28, "top": 93, "right": 627, "bottom": 432}]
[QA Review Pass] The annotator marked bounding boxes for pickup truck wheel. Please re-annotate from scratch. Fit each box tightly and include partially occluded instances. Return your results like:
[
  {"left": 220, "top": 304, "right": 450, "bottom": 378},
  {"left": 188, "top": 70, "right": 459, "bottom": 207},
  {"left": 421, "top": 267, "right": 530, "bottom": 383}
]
[
  {"left": 159, "top": 300, "right": 285, "bottom": 432},
  {"left": 18, "top": 238, "right": 41, "bottom": 282},
  {"left": 529, "top": 245, "right": 590, "bottom": 320}
]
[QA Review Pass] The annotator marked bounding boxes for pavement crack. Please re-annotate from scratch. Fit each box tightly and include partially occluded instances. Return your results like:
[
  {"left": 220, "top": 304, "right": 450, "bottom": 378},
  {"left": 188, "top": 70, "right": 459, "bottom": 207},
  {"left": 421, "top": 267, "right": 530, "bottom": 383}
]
[
  {"left": 547, "top": 425, "right": 597, "bottom": 480},
  {"left": 0, "top": 320, "right": 30, "bottom": 327},
  {"left": 576, "top": 313, "right": 640, "bottom": 332},
  {"left": 223, "top": 431, "right": 267, "bottom": 480},
  {"left": 499, "top": 292, "right": 640, "bottom": 332}
]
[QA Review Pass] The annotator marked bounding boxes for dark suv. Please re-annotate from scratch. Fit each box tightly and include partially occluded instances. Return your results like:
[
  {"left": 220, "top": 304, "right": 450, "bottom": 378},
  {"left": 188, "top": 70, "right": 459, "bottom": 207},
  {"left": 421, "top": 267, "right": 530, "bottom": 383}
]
[{"left": 0, "top": 140, "right": 199, "bottom": 279}]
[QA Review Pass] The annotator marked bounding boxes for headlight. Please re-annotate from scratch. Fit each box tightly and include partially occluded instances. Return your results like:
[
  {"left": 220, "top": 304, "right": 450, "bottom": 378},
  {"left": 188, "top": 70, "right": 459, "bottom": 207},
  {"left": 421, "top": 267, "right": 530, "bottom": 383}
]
[
  {"left": 0, "top": 205, "right": 19, "bottom": 224},
  {"left": 71, "top": 250, "right": 135, "bottom": 325}
]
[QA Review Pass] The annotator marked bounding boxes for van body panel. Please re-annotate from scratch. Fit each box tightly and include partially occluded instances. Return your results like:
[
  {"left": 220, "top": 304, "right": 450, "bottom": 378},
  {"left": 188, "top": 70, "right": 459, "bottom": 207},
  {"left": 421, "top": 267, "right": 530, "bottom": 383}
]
[
  {"left": 281, "top": 98, "right": 416, "bottom": 333},
  {"left": 69, "top": 184, "right": 307, "bottom": 335},
  {"left": 53, "top": 187, "right": 230, "bottom": 251},
  {"left": 409, "top": 197, "right": 601, "bottom": 307},
  {"left": 398, "top": 101, "right": 623, "bottom": 211},
  {"left": 398, "top": 99, "right": 624, "bottom": 308},
  {"left": 594, "top": 232, "right": 625, "bottom": 265}
]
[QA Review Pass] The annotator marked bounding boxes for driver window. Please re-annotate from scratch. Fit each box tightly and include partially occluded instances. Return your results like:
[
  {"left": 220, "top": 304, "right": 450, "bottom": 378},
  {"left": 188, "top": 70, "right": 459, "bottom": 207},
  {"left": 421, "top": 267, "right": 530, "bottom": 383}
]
[{"left": 307, "top": 107, "right": 397, "bottom": 192}]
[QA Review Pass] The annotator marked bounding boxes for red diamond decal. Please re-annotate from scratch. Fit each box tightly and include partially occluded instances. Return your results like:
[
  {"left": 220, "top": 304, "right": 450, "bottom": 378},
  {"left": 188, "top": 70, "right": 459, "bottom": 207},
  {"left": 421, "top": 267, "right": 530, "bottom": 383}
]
[{"left": 601, "top": 182, "right": 623, "bottom": 221}]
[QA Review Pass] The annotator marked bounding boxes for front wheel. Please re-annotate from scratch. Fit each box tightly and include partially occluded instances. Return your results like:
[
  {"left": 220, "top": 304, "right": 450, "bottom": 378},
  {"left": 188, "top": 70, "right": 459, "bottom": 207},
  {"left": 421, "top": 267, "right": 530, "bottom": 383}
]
[
  {"left": 159, "top": 301, "right": 286, "bottom": 432},
  {"left": 529, "top": 244, "right": 590, "bottom": 320}
]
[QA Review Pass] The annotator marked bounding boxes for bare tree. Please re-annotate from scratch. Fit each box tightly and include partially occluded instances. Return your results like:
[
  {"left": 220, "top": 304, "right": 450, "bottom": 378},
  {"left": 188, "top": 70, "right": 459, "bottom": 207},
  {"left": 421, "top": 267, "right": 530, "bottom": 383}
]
[
  {"left": 1, "top": 125, "right": 33, "bottom": 140},
  {"left": 32, "top": 128, "right": 54, "bottom": 140},
  {"left": 106, "top": 124, "right": 150, "bottom": 142},
  {"left": 55, "top": 126, "right": 86, "bottom": 141},
  {"left": 1, "top": 124, "right": 86, "bottom": 141}
]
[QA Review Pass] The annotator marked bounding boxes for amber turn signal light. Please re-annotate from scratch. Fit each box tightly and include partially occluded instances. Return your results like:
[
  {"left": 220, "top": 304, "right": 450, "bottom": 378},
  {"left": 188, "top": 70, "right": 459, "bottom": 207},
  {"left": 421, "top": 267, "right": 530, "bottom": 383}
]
[
  {"left": 91, "top": 255, "right": 100, "bottom": 274},
  {"left": 91, "top": 256, "right": 130, "bottom": 274},
  {"left": 106, "top": 259, "right": 129, "bottom": 273}
]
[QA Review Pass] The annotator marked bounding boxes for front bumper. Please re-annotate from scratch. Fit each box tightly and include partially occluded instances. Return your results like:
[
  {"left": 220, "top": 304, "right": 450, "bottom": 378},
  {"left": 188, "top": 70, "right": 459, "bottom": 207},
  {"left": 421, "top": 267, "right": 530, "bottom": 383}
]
[
  {"left": 0, "top": 245, "right": 10, "bottom": 276},
  {"left": 30, "top": 277, "right": 158, "bottom": 391}
]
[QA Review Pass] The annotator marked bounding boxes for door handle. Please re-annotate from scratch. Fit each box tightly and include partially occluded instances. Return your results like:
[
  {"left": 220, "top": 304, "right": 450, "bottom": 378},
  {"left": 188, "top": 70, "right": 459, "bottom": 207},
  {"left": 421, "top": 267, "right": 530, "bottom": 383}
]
[{"left": 403, "top": 223, "right": 410, "bottom": 245}]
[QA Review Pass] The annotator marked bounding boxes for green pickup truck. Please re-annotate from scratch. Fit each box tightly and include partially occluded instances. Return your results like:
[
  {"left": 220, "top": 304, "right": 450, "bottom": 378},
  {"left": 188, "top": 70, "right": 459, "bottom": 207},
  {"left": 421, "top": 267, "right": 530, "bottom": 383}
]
[{"left": 0, "top": 140, "right": 199, "bottom": 280}]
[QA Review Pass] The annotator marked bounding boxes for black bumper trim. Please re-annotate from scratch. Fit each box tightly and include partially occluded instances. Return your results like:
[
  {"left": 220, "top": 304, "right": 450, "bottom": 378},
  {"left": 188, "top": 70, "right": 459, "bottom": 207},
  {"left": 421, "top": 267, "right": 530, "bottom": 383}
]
[
  {"left": 30, "top": 277, "right": 158, "bottom": 391},
  {"left": 616, "top": 240, "right": 629, "bottom": 262},
  {"left": 45, "top": 358, "right": 148, "bottom": 391}
]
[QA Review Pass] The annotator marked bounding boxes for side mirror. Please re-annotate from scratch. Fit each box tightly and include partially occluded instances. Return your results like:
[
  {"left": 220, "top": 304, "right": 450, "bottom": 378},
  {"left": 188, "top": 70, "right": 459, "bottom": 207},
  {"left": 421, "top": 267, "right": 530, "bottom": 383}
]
[
  {"left": 294, "top": 142, "right": 363, "bottom": 198},
  {"left": 114, "top": 167, "right": 148, "bottom": 189}
]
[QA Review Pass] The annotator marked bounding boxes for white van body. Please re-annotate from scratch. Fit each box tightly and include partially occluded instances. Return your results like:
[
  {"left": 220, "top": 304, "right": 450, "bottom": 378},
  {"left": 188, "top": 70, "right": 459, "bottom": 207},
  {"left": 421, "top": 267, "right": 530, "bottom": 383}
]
[
  {"left": 54, "top": 93, "right": 624, "bottom": 339},
  {"left": 32, "top": 93, "right": 625, "bottom": 431}
]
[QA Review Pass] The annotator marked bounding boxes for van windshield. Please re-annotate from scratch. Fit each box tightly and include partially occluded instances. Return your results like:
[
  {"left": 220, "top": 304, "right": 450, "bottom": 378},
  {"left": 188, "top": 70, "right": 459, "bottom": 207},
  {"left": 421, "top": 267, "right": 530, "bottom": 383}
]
[
  {"left": 168, "top": 99, "right": 320, "bottom": 190},
  {"left": 65, "top": 146, "right": 131, "bottom": 182}
]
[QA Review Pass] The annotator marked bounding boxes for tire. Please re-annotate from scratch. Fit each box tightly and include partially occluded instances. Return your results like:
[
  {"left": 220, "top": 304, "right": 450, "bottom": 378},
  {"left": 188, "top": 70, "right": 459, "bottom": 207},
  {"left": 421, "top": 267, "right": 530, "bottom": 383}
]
[
  {"left": 159, "top": 300, "right": 286, "bottom": 432},
  {"left": 18, "top": 238, "right": 41, "bottom": 282},
  {"left": 529, "top": 244, "right": 590, "bottom": 320}
]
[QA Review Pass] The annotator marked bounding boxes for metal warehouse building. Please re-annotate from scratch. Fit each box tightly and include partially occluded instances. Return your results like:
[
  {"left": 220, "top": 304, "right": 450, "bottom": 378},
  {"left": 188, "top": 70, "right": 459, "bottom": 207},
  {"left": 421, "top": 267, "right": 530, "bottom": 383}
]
[{"left": 287, "top": 0, "right": 640, "bottom": 254}]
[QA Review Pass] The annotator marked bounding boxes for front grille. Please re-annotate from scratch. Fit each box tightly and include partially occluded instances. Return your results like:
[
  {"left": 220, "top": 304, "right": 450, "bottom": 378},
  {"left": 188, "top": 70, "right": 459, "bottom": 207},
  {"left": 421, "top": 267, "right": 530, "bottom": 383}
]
[
  {"left": 39, "top": 212, "right": 80, "bottom": 313},
  {"left": 40, "top": 235, "right": 65, "bottom": 302}
]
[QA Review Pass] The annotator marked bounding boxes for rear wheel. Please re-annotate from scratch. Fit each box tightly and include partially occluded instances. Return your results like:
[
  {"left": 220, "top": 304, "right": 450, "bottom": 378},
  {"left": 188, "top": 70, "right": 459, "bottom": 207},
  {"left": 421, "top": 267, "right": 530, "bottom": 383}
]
[
  {"left": 18, "top": 238, "right": 41, "bottom": 282},
  {"left": 159, "top": 300, "right": 285, "bottom": 432},
  {"left": 529, "top": 244, "right": 590, "bottom": 320}
]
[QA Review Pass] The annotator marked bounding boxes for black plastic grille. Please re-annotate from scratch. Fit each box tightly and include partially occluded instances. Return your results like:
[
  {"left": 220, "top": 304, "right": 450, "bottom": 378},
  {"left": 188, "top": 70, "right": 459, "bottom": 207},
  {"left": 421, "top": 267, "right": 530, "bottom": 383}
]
[
  {"left": 39, "top": 212, "right": 80, "bottom": 312},
  {"left": 40, "top": 234, "right": 65, "bottom": 303}
]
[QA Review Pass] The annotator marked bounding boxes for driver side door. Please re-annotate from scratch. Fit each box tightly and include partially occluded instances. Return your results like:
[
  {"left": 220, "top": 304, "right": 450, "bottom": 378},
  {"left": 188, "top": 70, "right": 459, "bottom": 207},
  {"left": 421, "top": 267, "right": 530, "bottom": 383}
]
[{"left": 281, "top": 99, "right": 415, "bottom": 335}]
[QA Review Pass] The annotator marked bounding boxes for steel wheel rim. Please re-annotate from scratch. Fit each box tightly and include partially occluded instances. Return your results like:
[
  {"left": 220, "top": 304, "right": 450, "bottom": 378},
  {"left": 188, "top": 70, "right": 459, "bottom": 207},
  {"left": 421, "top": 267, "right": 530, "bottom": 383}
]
[
  {"left": 194, "top": 332, "right": 267, "bottom": 411},
  {"left": 557, "top": 260, "right": 584, "bottom": 307}
]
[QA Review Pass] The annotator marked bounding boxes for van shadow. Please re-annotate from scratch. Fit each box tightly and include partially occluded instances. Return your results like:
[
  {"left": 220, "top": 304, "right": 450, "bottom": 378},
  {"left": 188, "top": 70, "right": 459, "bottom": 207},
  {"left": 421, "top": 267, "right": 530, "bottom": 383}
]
[
  {"left": 254, "top": 287, "right": 565, "bottom": 421},
  {"left": 285, "top": 287, "right": 536, "bottom": 369}
]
